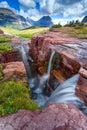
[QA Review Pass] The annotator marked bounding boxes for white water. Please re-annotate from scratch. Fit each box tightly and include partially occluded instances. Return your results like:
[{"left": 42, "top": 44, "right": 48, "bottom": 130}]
[
  {"left": 21, "top": 45, "right": 32, "bottom": 79},
  {"left": 45, "top": 74, "right": 87, "bottom": 115},
  {"left": 47, "top": 51, "right": 55, "bottom": 75},
  {"left": 20, "top": 42, "right": 87, "bottom": 115},
  {"left": 33, "top": 50, "right": 55, "bottom": 94}
]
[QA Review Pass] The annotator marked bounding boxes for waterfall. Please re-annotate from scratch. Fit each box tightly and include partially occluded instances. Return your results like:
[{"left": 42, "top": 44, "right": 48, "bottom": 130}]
[
  {"left": 47, "top": 51, "right": 55, "bottom": 75},
  {"left": 21, "top": 45, "right": 32, "bottom": 79},
  {"left": 33, "top": 50, "right": 55, "bottom": 94},
  {"left": 20, "top": 42, "right": 87, "bottom": 115},
  {"left": 44, "top": 74, "right": 87, "bottom": 115},
  {"left": 30, "top": 50, "right": 55, "bottom": 106}
]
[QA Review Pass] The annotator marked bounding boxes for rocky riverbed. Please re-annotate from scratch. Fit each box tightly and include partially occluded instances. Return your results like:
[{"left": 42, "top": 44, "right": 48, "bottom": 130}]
[{"left": 0, "top": 29, "right": 87, "bottom": 129}]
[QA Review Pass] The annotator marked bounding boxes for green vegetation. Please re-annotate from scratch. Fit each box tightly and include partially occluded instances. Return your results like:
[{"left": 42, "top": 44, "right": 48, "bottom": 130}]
[
  {"left": 49, "top": 23, "right": 62, "bottom": 31},
  {"left": 0, "top": 27, "right": 49, "bottom": 39},
  {"left": 0, "top": 43, "right": 13, "bottom": 53},
  {"left": 0, "top": 35, "right": 11, "bottom": 43},
  {"left": 49, "top": 20, "right": 87, "bottom": 39},
  {"left": 65, "top": 20, "right": 84, "bottom": 28},
  {"left": 0, "top": 80, "right": 38, "bottom": 116},
  {"left": 0, "top": 65, "right": 3, "bottom": 80},
  {"left": 52, "top": 23, "right": 62, "bottom": 28}
]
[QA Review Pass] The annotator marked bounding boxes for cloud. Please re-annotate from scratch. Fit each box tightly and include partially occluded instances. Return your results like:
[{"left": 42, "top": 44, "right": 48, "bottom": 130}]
[
  {"left": 0, "top": 1, "right": 10, "bottom": 8},
  {"left": 16, "top": 0, "right": 87, "bottom": 23},
  {"left": 57, "top": 0, "right": 82, "bottom": 5},
  {"left": 19, "top": 0, "right": 36, "bottom": 8},
  {"left": 0, "top": 1, "right": 18, "bottom": 13},
  {"left": 0, "top": 0, "right": 87, "bottom": 24}
]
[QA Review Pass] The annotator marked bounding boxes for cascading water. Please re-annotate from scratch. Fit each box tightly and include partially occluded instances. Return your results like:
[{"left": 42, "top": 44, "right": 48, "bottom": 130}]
[
  {"left": 47, "top": 51, "right": 55, "bottom": 75},
  {"left": 30, "top": 50, "right": 55, "bottom": 106},
  {"left": 20, "top": 41, "right": 87, "bottom": 116},
  {"left": 44, "top": 74, "right": 87, "bottom": 115},
  {"left": 33, "top": 50, "right": 55, "bottom": 94},
  {"left": 21, "top": 45, "right": 32, "bottom": 79}
]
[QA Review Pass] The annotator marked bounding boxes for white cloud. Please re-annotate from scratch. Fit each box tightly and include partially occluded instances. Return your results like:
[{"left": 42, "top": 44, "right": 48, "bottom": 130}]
[
  {"left": 0, "top": 0, "right": 86, "bottom": 24},
  {"left": 19, "top": 8, "right": 41, "bottom": 20},
  {"left": 52, "top": 18, "right": 69, "bottom": 25},
  {"left": 0, "top": 1, "right": 18, "bottom": 13},
  {"left": 0, "top": 1, "right": 10, "bottom": 8},
  {"left": 63, "top": 3, "right": 84, "bottom": 17},
  {"left": 19, "top": 0, "right": 36, "bottom": 8}
]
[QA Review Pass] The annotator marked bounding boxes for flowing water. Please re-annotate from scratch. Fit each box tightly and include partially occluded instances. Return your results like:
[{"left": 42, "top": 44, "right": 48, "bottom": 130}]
[
  {"left": 20, "top": 42, "right": 87, "bottom": 115},
  {"left": 29, "top": 50, "right": 55, "bottom": 106},
  {"left": 44, "top": 74, "right": 87, "bottom": 115}
]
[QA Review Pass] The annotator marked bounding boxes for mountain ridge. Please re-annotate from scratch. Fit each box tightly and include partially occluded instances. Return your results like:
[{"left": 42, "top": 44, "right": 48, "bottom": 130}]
[{"left": 0, "top": 7, "right": 53, "bottom": 29}]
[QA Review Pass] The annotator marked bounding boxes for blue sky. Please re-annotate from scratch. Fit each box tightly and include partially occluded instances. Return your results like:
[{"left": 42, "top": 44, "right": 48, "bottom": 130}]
[{"left": 0, "top": 0, "right": 86, "bottom": 24}]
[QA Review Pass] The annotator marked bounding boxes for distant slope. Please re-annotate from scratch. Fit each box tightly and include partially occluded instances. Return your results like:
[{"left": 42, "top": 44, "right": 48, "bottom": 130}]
[
  {"left": 0, "top": 8, "right": 31, "bottom": 29},
  {"left": 82, "top": 16, "right": 87, "bottom": 22},
  {"left": 27, "top": 16, "right": 53, "bottom": 27}
]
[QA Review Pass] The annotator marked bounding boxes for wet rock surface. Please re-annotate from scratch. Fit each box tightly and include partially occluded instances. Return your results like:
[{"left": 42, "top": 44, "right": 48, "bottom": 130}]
[
  {"left": 29, "top": 31, "right": 87, "bottom": 108},
  {"left": 0, "top": 103, "right": 87, "bottom": 130},
  {"left": 29, "top": 32, "right": 87, "bottom": 79}
]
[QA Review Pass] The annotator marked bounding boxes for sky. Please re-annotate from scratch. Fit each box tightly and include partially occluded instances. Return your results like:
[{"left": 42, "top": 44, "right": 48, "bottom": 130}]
[{"left": 0, "top": 0, "right": 87, "bottom": 25}]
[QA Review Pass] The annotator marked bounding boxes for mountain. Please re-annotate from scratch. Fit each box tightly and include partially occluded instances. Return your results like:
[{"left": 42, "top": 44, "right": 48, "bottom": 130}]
[
  {"left": 0, "top": 8, "right": 53, "bottom": 29},
  {"left": 0, "top": 8, "right": 31, "bottom": 29},
  {"left": 31, "top": 16, "right": 53, "bottom": 27},
  {"left": 82, "top": 16, "right": 87, "bottom": 22}
]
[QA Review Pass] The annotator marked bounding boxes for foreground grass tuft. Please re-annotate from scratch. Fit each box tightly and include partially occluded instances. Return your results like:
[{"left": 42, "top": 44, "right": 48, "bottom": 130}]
[
  {"left": 0, "top": 43, "right": 13, "bottom": 53},
  {"left": 0, "top": 36, "right": 11, "bottom": 43},
  {"left": 0, "top": 81, "right": 38, "bottom": 116}
]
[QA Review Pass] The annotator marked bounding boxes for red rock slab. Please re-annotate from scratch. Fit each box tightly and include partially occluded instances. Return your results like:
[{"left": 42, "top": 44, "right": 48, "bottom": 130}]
[
  {"left": 30, "top": 32, "right": 87, "bottom": 64},
  {"left": 3, "top": 62, "right": 26, "bottom": 76},
  {"left": 1, "top": 62, "right": 28, "bottom": 83},
  {"left": 0, "top": 103, "right": 87, "bottom": 130},
  {"left": 76, "top": 76, "right": 87, "bottom": 105}
]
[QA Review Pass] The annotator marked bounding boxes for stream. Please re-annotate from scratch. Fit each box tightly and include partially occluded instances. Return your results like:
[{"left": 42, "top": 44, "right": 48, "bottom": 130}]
[{"left": 19, "top": 39, "right": 87, "bottom": 116}]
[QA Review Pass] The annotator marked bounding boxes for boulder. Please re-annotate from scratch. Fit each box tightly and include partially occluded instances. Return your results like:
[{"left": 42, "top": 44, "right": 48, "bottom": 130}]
[
  {"left": 0, "top": 103, "right": 87, "bottom": 130},
  {"left": 1, "top": 62, "right": 27, "bottom": 83}
]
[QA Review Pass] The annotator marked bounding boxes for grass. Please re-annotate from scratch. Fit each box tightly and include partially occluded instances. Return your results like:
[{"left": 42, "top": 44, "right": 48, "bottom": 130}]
[
  {"left": 0, "top": 80, "right": 38, "bottom": 116},
  {"left": 0, "top": 43, "right": 13, "bottom": 53},
  {"left": 0, "top": 27, "right": 49, "bottom": 39},
  {"left": 0, "top": 65, "right": 3, "bottom": 80},
  {"left": 0, "top": 35, "right": 11, "bottom": 43},
  {"left": 50, "top": 26, "right": 87, "bottom": 39}
]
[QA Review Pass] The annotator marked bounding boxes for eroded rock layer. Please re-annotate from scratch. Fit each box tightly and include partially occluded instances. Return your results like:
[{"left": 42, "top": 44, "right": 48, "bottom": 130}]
[
  {"left": 29, "top": 31, "right": 87, "bottom": 103},
  {"left": 0, "top": 103, "right": 87, "bottom": 130},
  {"left": 1, "top": 62, "right": 27, "bottom": 83}
]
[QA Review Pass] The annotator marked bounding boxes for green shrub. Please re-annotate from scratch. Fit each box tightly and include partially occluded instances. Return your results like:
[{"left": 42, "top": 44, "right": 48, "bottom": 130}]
[
  {"left": 52, "top": 23, "right": 62, "bottom": 28},
  {"left": 0, "top": 81, "right": 38, "bottom": 116},
  {"left": 0, "top": 36, "right": 11, "bottom": 43},
  {"left": 0, "top": 43, "right": 13, "bottom": 53}
]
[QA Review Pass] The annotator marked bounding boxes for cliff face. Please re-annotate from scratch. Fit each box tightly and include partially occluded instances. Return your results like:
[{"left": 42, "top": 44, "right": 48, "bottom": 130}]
[
  {"left": 0, "top": 50, "right": 22, "bottom": 63},
  {"left": 29, "top": 32, "right": 83, "bottom": 78},
  {"left": 29, "top": 31, "right": 87, "bottom": 103}
]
